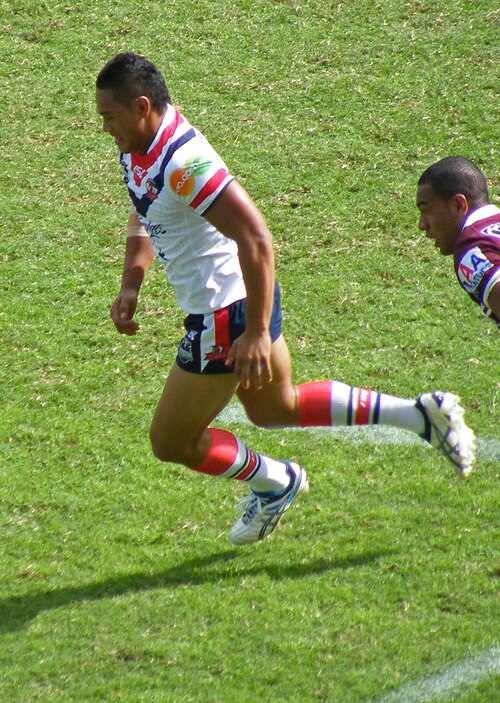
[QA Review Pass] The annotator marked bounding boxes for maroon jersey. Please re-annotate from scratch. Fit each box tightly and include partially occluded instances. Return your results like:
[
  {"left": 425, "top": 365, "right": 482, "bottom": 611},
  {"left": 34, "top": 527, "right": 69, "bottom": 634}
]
[{"left": 453, "top": 205, "right": 500, "bottom": 325}]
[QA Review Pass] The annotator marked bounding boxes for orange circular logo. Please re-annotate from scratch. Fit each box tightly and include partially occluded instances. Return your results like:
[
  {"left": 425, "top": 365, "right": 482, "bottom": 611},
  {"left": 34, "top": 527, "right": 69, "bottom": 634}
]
[{"left": 169, "top": 168, "right": 195, "bottom": 196}]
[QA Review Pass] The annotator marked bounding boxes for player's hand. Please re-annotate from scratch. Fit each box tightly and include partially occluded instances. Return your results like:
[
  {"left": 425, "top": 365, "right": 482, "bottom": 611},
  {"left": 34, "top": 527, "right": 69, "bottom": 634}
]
[
  {"left": 110, "top": 290, "right": 140, "bottom": 336},
  {"left": 226, "top": 330, "right": 272, "bottom": 390}
]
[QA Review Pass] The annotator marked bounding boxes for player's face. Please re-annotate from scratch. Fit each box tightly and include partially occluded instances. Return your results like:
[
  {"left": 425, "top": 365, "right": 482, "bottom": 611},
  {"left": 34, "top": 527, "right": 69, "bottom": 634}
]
[
  {"left": 96, "top": 89, "right": 150, "bottom": 154},
  {"left": 416, "top": 184, "right": 463, "bottom": 256}
]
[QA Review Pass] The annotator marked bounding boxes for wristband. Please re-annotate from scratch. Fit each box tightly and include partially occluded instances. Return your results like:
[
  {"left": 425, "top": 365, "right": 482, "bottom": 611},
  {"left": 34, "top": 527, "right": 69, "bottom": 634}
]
[{"left": 127, "top": 224, "right": 149, "bottom": 238}]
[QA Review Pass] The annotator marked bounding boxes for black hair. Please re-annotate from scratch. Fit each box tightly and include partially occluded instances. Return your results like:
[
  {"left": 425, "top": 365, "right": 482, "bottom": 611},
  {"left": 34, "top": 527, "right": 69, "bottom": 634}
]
[
  {"left": 96, "top": 52, "right": 171, "bottom": 110},
  {"left": 418, "top": 156, "right": 489, "bottom": 207}
]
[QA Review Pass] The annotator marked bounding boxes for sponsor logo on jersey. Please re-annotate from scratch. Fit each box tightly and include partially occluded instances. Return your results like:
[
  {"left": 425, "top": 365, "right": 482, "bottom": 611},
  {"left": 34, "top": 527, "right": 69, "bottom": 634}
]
[
  {"left": 169, "top": 157, "right": 212, "bottom": 196},
  {"left": 457, "top": 246, "right": 493, "bottom": 294},
  {"left": 146, "top": 223, "right": 167, "bottom": 238},
  {"left": 480, "top": 222, "right": 500, "bottom": 239},
  {"left": 133, "top": 165, "right": 147, "bottom": 183}
]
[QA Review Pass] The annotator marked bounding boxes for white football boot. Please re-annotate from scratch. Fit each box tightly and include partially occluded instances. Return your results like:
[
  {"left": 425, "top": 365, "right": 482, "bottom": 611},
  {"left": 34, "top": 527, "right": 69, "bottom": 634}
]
[
  {"left": 230, "top": 463, "right": 309, "bottom": 545},
  {"left": 416, "top": 391, "right": 476, "bottom": 476}
]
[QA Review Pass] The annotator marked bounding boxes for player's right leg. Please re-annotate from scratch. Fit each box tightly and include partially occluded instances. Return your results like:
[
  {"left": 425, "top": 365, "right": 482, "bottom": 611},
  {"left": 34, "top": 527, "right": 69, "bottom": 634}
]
[
  {"left": 237, "top": 335, "right": 476, "bottom": 475},
  {"left": 149, "top": 361, "right": 239, "bottom": 468},
  {"left": 149, "top": 361, "right": 308, "bottom": 546}
]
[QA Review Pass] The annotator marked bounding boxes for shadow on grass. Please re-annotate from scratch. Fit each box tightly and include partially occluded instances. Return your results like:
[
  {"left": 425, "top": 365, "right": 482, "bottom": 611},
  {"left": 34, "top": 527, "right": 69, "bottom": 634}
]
[{"left": 0, "top": 548, "right": 391, "bottom": 633}]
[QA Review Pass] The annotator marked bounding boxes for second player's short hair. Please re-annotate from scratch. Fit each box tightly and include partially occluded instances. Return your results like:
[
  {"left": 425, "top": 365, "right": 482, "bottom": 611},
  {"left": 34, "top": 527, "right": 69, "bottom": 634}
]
[
  {"left": 96, "top": 52, "right": 171, "bottom": 110},
  {"left": 418, "top": 156, "right": 489, "bottom": 207}
]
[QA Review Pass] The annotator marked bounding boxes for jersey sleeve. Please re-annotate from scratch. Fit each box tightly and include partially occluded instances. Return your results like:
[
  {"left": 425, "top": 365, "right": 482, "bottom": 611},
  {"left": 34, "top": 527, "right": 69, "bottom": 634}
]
[
  {"left": 164, "top": 132, "right": 234, "bottom": 216},
  {"left": 455, "top": 245, "right": 500, "bottom": 317}
]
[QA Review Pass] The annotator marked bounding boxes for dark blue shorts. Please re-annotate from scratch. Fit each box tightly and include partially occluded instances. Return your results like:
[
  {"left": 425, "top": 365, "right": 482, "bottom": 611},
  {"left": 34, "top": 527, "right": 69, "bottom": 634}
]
[{"left": 176, "top": 282, "right": 282, "bottom": 374}]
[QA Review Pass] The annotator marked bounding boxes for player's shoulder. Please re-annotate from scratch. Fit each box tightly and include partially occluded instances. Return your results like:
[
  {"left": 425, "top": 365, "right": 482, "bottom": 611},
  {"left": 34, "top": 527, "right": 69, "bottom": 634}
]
[
  {"left": 159, "top": 114, "right": 231, "bottom": 207},
  {"left": 454, "top": 207, "right": 500, "bottom": 262},
  {"left": 160, "top": 110, "right": 221, "bottom": 172},
  {"left": 453, "top": 207, "right": 500, "bottom": 303},
  {"left": 460, "top": 205, "right": 500, "bottom": 245}
]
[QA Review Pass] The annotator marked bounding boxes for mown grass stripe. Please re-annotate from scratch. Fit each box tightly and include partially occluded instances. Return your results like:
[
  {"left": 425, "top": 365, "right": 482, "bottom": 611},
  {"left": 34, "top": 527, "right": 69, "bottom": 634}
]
[{"left": 376, "top": 645, "right": 500, "bottom": 703}]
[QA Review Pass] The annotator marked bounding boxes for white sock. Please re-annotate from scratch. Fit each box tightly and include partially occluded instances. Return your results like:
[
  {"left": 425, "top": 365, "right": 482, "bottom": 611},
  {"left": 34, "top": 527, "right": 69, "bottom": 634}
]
[
  {"left": 331, "top": 382, "right": 425, "bottom": 434},
  {"left": 249, "top": 455, "right": 290, "bottom": 494},
  {"left": 298, "top": 380, "right": 425, "bottom": 435}
]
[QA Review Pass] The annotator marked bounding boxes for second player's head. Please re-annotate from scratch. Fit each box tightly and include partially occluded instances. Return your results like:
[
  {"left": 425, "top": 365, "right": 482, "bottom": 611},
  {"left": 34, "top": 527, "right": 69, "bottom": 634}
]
[{"left": 416, "top": 157, "right": 489, "bottom": 255}]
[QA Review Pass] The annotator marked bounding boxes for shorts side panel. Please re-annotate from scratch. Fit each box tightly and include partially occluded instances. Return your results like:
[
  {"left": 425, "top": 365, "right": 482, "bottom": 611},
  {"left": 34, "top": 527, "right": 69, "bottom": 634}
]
[{"left": 175, "top": 282, "right": 282, "bottom": 375}]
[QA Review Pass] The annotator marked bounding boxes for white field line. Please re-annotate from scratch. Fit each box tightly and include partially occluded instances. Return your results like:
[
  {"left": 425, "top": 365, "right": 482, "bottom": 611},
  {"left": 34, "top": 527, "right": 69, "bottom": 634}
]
[
  {"left": 217, "top": 403, "right": 500, "bottom": 462},
  {"left": 375, "top": 645, "right": 500, "bottom": 703}
]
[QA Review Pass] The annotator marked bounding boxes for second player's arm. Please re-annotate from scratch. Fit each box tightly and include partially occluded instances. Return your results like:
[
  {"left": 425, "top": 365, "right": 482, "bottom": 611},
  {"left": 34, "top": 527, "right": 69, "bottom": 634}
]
[{"left": 486, "top": 279, "right": 500, "bottom": 322}]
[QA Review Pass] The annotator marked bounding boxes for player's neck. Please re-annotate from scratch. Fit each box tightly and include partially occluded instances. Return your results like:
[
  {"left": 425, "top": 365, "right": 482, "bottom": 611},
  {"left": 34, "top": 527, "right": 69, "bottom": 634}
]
[{"left": 138, "top": 109, "right": 167, "bottom": 154}]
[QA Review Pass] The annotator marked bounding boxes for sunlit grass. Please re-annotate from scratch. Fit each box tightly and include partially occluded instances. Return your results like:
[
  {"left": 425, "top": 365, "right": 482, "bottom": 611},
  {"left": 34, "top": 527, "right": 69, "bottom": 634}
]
[{"left": 1, "top": 1, "right": 498, "bottom": 701}]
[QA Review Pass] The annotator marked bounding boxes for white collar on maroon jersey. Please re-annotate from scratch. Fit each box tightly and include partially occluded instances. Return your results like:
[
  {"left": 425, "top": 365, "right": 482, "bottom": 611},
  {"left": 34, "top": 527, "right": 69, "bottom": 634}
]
[{"left": 461, "top": 204, "right": 500, "bottom": 231}]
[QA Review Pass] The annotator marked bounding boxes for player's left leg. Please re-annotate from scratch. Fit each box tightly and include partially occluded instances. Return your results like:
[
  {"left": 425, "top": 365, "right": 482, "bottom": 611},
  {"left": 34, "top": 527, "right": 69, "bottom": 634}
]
[{"left": 236, "top": 334, "right": 298, "bottom": 427}]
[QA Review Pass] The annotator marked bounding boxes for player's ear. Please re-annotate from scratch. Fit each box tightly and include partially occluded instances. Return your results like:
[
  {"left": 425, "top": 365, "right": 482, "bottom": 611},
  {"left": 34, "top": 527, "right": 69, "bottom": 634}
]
[
  {"left": 453, "top": 193, "right": 469, "bottom": 217},
  {"left": 134, "top": 95, "right": 151, "bottom": 117}
]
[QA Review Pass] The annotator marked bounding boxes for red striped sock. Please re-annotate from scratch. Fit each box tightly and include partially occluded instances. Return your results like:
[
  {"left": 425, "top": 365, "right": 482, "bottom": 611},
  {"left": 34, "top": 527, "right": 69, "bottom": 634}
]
[
  {"left": 297, "top": 381, "right": 333, "bottom": 426},
  {"left": 193, "top": 428, "right": 257, "bottom": 478},
  {"left": 192, "top": 428, "right": 290, "bottom": 491},
  {"left": 298, "top": 381, "right": 382, "bottom": 426}
]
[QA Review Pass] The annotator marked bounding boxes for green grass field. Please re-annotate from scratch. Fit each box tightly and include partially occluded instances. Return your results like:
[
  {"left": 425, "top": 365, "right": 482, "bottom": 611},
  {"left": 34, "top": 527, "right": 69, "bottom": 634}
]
[{"left": 1, "top": 1, "right": 498, "bottom": 701}]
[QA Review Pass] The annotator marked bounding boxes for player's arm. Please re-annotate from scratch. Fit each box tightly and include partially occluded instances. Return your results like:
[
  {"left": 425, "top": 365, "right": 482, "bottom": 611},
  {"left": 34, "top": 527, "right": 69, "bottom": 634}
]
[
  {"left": 110, "top": 211, "right": 156, "bottom": 336},
  {"left": 486, "top": 280, "right": 500, "bottom": 321},
  {"left": 204, "top": 181, "right": 275, "bottom": 389}
]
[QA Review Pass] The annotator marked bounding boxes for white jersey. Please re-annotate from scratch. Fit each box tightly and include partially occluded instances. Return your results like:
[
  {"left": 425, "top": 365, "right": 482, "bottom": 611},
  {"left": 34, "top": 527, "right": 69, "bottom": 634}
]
[{"left": 120, "top": 105, "right": 246, "bottom": 314}]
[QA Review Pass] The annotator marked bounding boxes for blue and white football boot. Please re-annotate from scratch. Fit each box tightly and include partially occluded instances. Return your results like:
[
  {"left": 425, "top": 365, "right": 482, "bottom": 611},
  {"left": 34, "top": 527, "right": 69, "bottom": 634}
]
[
  {"left": 416, "top": 391, "right": 476, "bottom": 476},
  {"left": 230, "top": 463, "right": 309, "bottom": 545}
]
